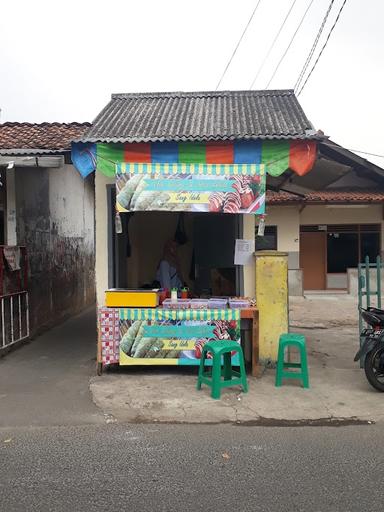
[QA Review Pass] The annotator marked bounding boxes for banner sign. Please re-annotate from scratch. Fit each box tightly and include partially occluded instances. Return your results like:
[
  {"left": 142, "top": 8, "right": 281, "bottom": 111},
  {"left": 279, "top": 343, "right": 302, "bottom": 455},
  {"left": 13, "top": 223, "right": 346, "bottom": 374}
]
[
  {"left": 116, "top": 163, "right": 266, "bottom": 215},
  {"left": 119, "top": 308, "right": 240, "bottom": 366}
]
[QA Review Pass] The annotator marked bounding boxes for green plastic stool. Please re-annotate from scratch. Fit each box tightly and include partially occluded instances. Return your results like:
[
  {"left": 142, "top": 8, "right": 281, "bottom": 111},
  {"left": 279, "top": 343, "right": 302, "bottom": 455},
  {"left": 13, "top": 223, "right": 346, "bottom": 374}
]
[
  {"left": 196, "top": 340, "right": 248, "bottom": 399},
  {"left": 275, "top": 333, "right": 309, "bottom": 388}
]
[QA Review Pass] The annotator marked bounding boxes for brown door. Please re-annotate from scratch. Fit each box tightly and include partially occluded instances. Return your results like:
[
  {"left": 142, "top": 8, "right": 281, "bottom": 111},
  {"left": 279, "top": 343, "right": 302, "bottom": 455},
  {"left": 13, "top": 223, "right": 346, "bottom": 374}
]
[{"left": 300, "top": 232, "right": 326, "bottom": 290}]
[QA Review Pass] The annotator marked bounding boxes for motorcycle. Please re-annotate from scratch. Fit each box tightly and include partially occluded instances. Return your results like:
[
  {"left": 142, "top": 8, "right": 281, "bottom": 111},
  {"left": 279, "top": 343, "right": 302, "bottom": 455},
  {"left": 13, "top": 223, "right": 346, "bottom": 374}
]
[{"left": 354, "top": 307, "right": 384, "bottom": 392}]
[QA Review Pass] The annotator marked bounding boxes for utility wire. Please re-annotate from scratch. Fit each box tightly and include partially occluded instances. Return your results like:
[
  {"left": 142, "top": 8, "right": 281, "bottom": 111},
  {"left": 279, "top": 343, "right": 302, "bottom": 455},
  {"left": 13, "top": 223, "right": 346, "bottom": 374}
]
[
  {"left": 321, "top": 142, "right": 384, "bottom": 159},
  {"left": 294, "top": 0, "right": 335, "bottom": 92},
  {"left": 265, "top": 0, "right": 316, "bottom": 89},
  {"left": 215, "top": 0, "right": 263, "bottom": 90},
  {"left": 249, "top": 0, "right": 298, "bottom": 89},
  {"left": 297, "top": 0, "right": 348, "bottom": 95}
]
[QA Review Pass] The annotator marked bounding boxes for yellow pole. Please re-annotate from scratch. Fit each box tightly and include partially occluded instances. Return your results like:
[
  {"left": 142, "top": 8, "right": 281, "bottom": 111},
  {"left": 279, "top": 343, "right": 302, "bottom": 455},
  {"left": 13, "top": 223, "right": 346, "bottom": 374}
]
[{"left": 255, "top": 251, "right": 288, "bottom": 365}]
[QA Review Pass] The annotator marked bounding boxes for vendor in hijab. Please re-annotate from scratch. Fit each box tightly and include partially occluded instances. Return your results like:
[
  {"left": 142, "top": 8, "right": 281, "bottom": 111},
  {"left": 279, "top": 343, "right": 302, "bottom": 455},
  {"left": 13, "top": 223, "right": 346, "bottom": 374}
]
[{"left": 155, "top": 239, "right": 183, "bottom": 290}]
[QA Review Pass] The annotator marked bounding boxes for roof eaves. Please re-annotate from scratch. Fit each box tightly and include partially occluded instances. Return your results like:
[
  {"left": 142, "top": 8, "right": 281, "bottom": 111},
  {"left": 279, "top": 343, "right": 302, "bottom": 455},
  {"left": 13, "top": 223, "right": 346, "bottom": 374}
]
[
  {"left": 319, "top": 141, "right": 384, "bottom": 178},
  {"left": 110, "top": 89, "right": 296, "bottom": 100},
  {"left": 77, "top": 133, "right": 321, "bottom": 144},
  {"left": 0, "top": 148, "right": 70, "bottom": 156}
]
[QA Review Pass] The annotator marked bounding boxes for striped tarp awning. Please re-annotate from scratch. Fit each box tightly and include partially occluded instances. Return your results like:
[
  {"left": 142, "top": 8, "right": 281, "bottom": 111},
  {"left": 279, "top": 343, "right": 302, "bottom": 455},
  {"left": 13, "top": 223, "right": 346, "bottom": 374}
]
[
  {"left": 119, "top": 308, "right": 241, "bottom": 321},
  {"left": 96, "top": 140, "right": 317, "bottom": 178}
]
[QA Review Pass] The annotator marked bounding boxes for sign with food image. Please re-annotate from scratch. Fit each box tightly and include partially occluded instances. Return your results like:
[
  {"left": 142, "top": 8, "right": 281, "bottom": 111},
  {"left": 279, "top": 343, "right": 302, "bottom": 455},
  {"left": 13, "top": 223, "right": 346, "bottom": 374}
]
[
  {"left": 116, "top": 163, "right": 266, "bottom": 214},
  {"left": 119, "top": 310, "right": 241, "bottom": 365}
]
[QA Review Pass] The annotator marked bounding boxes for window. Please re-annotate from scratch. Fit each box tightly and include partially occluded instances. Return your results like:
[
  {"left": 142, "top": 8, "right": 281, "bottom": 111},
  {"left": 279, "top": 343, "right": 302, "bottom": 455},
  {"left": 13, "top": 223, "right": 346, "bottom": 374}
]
[
  {"left": 360, "top": 232, "right": 381, "bottom": 263},
  {"left": 255, "top": 225, "right": 277, "bottom": 251},
  {"left": 327, "top": 232, "right": 359, "bottom": 273},
  {"left": 301, "top": 224, "right": 383, "bottom": 273}
]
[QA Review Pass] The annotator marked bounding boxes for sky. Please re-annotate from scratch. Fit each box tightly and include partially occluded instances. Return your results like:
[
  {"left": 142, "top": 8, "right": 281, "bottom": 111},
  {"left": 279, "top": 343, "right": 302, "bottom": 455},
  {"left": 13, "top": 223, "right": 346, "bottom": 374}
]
[{"left": 0, "top": 0, "right": 383, "bottom": 165}]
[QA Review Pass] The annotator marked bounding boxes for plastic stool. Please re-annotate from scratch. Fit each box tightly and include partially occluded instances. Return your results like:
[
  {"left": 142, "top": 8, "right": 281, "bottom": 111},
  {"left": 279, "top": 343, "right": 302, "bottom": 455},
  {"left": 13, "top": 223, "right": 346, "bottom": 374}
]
[
  {"left": 275, "top": 333, "right": 309, "bottom": 388},
  {"left": 196, "top": 340, "right": 248, "bottom": 399}
]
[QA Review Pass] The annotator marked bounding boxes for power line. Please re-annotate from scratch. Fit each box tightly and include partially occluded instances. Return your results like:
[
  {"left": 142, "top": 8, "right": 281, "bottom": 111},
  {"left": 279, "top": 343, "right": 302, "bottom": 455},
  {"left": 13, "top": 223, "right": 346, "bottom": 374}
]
[
  {"left": 249, "top": 0, "right": 298, "bottom": 89},
  {"left": 294, "top": 0, "right": 335, "bottom": 92},
  {"left": 297, "top": 0, "right": 348, "bottom": 95},
  {"left": 321, "top": 142, "right": 384, "bottom": 159},
  {"left": 215, "top": 0, "right": 263, "bottom": 90},
  {"left": 265, "top": 0, "right": 316, "bottom": 89}
]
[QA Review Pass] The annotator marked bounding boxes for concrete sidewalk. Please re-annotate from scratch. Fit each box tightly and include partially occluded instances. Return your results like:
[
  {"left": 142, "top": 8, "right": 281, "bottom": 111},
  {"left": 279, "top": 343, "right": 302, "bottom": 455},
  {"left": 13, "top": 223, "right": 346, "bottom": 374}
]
[
  {"left": 0, "top": 308, "right": 103, "bottom": 427},
  {"left": 91, "top": 322, "right": 384, "bottom": 425}
]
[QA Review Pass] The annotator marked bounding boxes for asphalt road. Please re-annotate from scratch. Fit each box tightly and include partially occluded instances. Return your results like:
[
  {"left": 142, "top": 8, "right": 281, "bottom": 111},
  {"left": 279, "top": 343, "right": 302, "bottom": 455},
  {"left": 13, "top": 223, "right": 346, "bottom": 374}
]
[{"left": 1, "top": 423, "right": 383, "bottom": 512}]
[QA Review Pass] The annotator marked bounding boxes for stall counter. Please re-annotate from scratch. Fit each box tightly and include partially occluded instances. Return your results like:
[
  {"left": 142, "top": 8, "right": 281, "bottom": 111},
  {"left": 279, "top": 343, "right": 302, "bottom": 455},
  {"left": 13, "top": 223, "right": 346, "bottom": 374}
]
[{"left": 98, "top": 306, "right": 259, "bottom": 375}]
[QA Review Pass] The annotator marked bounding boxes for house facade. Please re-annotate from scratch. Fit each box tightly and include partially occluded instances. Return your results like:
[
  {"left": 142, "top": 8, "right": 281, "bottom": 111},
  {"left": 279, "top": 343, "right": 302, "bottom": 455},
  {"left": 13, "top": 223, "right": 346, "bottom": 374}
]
[
  {"left": 0, "top": 122, "right": 95, "bottom": 344},
  {"left": 262, "top": 142, "right": 384, "bottom": 296}
]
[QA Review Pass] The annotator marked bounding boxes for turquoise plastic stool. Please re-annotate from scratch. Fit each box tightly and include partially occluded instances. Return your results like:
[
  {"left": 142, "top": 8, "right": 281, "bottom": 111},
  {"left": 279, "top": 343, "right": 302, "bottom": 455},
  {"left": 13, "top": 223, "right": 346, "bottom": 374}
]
[
  {"left": 275, "top": 333, "right": 309, "bottom": 388},
  {"left": 196, "top": 340, "right": 248, "bottom": 399}
]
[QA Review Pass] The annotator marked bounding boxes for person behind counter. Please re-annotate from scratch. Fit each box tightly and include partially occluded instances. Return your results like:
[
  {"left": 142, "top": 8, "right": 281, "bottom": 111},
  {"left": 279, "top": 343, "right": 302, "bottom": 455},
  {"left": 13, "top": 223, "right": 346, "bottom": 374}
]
[{"left": 155, "top": 239, "right": 183, "bottom": 290}]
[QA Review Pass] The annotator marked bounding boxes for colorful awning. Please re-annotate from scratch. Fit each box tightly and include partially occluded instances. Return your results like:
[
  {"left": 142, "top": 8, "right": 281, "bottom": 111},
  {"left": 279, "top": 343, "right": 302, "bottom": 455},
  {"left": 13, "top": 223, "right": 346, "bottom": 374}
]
[{"left": 95, "top": 140, "right": 317, "bottom": 178}]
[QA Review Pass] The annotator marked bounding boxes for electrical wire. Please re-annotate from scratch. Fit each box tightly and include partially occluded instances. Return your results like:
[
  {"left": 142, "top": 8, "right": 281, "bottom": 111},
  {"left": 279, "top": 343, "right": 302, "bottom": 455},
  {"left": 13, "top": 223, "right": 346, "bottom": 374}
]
[
  {"left": 265, "top": 0, "right": 316, "bottom": 89},
  {"left": 321, "top": 142, "right": 384, "bottom": 159},
  {"left": 297, "top": 0, "right": 348, "bottom": 95},
  {"left": 249, "top": 0, "right": 298, "bottom": 89},
  {"left": 215, "top": 0, "right": 263, "bottom": 90},
  {"left": 294, "top": 0, "right": 335, "bottom": 92}
]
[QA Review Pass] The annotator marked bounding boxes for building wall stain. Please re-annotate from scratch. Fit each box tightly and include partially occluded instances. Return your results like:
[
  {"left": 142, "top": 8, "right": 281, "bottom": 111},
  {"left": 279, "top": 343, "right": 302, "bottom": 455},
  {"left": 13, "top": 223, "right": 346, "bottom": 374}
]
[{"left": 15, "top": 166, "right": 95, "bottom": 335}]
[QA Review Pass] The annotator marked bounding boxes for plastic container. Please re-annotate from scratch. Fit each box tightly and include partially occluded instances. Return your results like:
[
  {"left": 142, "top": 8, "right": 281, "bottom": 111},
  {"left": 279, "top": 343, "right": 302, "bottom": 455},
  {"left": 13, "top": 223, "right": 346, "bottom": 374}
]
[
  {"left": 162, "top": 299, "right": 191, "bottom": 310},
  {"left": 229, "top": 298, "right": 250, "bottom": 309},
  {"left": 208, "top": 298, "right": 228, "bottom": 309},
  {"left": 190, "top": 299, "right": 209, "bottom": 310},
  {"left": 105, "top": 289, "right": 159, "bottom": 308}
]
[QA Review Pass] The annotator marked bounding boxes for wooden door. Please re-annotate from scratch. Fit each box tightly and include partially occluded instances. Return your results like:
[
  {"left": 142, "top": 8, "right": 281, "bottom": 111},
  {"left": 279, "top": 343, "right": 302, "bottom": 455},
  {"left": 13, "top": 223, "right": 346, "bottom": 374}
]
[{"left": 300, "top": 232, "right": 326, "bottom": 290}]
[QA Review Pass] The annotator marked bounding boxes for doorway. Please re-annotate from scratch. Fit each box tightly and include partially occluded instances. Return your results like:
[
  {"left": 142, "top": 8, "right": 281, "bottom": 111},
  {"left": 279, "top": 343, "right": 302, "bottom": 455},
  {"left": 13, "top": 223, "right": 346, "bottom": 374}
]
[{"left": 300, "top": 231, "right": 327, "bottom": 290}]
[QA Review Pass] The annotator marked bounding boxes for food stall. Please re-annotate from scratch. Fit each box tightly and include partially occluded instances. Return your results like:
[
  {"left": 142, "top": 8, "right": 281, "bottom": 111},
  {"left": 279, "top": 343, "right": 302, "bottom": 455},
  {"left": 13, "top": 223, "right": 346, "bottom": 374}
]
[
  {"left": 97, "top": 149, "right": 266, "bottom": 375},
  {"left": 72, "top": 108, "right": 317, "bottom": 375}
]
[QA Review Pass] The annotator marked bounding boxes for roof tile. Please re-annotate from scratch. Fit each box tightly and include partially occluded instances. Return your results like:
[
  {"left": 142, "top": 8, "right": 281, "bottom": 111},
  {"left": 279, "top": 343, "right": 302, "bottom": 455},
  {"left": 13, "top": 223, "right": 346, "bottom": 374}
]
[
  {"left": 267, "top": 189, "right": 384, "bottom": 203},
  {"left": 0, "top": 122, "right": 91, "bottom": 153},
  {"left": 80, "top": 90, "right": 316, "bottom": 143}
]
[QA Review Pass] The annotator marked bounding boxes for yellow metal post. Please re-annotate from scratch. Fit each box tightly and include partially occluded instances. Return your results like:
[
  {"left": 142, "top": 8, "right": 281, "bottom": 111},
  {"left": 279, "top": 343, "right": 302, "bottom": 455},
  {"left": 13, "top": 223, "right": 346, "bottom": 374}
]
[{"left": 255, "top": 251, "right": 288, "bottom": 365}]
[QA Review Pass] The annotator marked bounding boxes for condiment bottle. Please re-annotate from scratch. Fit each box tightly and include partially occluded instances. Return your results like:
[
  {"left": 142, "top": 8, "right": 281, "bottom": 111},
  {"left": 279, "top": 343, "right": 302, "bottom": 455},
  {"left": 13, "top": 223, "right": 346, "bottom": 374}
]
[
  {"left": 171, "top": 288, "right": 178, "bottom": 303},
  {"left": 181, "top": 287, "right": 188, "bottom": 299}
]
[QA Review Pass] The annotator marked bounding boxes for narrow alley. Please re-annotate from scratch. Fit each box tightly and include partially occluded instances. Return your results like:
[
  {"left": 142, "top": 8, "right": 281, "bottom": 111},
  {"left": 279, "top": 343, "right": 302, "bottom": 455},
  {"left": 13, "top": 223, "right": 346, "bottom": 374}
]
[{"left": 0, "top": 309, "right": 103, "bottom": 427}]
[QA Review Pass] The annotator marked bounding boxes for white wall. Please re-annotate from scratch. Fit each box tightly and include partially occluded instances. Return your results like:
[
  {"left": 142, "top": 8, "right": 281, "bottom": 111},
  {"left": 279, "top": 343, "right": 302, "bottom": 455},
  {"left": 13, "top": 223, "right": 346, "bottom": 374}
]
[
  {"left": 95, "top": 172, "right": 114, "bottom": 306},
  {"left": 49, "top": 164, "right": 94, "bottom": 248},
  {"left": 266, "top": 206, "right": 300, "bottom": 253}
]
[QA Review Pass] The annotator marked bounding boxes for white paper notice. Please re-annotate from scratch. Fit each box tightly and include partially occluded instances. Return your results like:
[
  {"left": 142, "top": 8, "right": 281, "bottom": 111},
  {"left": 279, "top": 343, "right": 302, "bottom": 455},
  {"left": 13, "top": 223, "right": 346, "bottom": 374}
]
[{"left": 234, "top": 239, "right": 255, "bottom": 266}]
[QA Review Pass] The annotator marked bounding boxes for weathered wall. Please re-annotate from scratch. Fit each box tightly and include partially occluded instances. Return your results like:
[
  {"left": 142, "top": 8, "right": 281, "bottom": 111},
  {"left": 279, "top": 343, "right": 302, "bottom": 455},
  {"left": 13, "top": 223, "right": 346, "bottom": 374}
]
[{"left": 15, "top": 164, "right": 95, "bottom": 335}]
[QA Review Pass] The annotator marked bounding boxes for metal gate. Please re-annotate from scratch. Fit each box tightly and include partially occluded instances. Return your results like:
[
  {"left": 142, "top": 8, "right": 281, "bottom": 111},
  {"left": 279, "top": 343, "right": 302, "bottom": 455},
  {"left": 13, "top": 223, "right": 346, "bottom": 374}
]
[
  {"left": 0, "top": 291, "right": 30, "bottom": 351},
  {"left": 358, "top": 255, "right": 382, "bottom": 366},
  {"left": 0, "top": 246, "right": 30, "bottom": 354}
]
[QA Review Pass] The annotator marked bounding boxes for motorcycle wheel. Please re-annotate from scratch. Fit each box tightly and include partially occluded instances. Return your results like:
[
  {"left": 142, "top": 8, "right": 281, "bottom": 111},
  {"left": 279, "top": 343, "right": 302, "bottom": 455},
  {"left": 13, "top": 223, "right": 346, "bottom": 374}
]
[{"left": 364, "top": 347, "right": 384, "bottom": 392}]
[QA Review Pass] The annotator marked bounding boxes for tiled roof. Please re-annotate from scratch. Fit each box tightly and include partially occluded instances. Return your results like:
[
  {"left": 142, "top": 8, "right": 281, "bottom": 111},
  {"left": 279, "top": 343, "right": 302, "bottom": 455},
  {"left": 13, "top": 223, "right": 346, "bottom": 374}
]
[
  {"left": 0, "top": 122, "right": 91, "bottom": 155},
  {"left": 80, "top": 90, "right": 317, "bottom": 143},
  {"left": 267, "top": 189, "right": 384, "bottom": 204}
]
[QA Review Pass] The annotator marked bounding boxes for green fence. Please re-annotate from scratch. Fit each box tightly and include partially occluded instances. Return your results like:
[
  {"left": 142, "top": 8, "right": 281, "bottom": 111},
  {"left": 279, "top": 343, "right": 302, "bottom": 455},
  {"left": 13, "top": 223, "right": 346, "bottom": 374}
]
[{"left": 358, "top": 256, "right": 382, "bottom": 366}]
